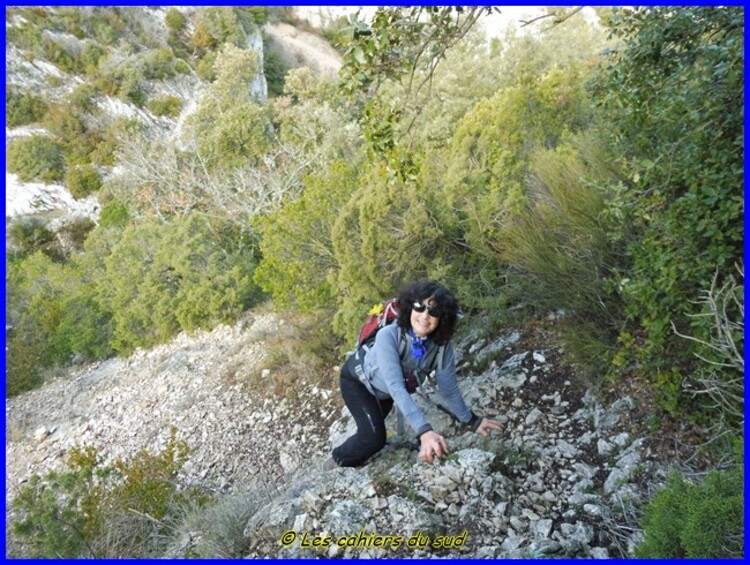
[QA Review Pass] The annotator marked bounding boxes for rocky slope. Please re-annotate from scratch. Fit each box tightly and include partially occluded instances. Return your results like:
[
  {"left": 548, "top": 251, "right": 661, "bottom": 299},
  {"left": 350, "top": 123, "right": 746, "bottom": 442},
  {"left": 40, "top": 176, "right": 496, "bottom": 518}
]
[
  {"left": 6, "top": 311, "right": 667, "bottom": 558},
  {"left": 241, "top": 321, "right": 667, "bottom": 558}
]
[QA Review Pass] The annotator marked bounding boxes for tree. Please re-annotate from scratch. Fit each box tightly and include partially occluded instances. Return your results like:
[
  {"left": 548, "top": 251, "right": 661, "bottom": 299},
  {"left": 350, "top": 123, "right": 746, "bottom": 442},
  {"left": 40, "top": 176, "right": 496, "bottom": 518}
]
[
  {"left": 182, "top": 43, "right": 271, "bottom": 170},
  {"left": 591, "top": 6, "right": 744, "bottom": 413},
  {"left": 254, "top": 161, "right": 359, "bottom": 312},
  {"left": 339, "top": 6, "right": 495, "bottom": 160}
]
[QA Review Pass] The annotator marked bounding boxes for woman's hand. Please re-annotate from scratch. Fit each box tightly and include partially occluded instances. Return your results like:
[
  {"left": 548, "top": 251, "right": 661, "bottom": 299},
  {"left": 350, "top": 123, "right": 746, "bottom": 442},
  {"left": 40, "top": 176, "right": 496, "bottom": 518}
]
[
  {"left": 475, "top": 418, "right": 504, "bottom": 438},
  {"left": 419, "top": 431, "right": 449, "bottom": 463}
]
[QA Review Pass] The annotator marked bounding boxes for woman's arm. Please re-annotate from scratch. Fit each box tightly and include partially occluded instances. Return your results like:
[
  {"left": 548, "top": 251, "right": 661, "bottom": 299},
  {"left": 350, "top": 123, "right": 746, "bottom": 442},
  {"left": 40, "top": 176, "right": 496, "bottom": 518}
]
[
  {"left": 371, "top": 326, "right": 433, "bottom": 437},
  {"left": 433, "top": 344, "right": 475, "bottom": 423},
  {"left": 435, "top": 345, "right": 504, "bottom": 436}
]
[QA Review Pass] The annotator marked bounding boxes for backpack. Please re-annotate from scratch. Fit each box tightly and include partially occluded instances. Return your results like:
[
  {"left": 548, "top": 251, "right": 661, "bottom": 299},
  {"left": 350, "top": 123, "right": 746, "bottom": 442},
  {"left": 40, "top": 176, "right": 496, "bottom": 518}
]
[{"left": 356, "top": 298, "right": 400, "bottom": 348}]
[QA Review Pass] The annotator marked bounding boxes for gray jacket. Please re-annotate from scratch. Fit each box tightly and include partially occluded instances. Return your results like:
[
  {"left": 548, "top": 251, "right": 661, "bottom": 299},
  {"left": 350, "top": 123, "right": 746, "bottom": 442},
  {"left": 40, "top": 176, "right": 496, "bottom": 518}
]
[{"left": 356, "top": 324, "right": 475, "bottom": 437}]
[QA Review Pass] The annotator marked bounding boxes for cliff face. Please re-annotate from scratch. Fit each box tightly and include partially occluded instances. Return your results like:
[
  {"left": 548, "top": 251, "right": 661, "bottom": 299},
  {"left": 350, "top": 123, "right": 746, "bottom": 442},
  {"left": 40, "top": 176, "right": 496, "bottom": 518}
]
[{"left": 6, "top": 309, "right": 666, "bottom": 558}]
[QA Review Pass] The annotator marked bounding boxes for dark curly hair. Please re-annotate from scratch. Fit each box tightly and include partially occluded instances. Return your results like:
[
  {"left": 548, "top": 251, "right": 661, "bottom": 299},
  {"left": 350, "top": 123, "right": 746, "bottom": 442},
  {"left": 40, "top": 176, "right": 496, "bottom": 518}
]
[{"left": 396, "top": 280, "right": 459, "bottom": 345}]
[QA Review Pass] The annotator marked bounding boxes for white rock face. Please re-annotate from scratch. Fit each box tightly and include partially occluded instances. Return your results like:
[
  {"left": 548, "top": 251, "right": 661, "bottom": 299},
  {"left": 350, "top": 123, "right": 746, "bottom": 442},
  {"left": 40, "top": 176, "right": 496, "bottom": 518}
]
[{"left": 5, "top": 171, "right": 100, "bottom": 224}]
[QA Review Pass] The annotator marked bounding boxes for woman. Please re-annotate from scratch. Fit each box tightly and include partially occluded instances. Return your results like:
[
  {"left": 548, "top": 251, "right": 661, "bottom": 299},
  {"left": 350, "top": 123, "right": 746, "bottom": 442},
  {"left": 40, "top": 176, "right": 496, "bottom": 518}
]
[{"left": 327, "top": 280, "right": 503, "bottom": 468}]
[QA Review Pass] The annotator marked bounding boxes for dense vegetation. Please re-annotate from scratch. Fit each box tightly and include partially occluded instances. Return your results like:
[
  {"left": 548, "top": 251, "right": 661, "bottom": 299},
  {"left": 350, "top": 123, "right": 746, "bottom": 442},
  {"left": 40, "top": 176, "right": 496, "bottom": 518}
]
[{"left": 5, "top": 6, "right": 743, "bottom": 558}]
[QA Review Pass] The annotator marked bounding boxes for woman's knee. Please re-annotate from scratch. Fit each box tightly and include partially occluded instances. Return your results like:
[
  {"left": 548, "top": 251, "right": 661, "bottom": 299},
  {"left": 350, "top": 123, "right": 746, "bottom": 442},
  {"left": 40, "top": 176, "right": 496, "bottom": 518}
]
[{"left": 359, "top": 428, "right": 387, "bottom": 454}]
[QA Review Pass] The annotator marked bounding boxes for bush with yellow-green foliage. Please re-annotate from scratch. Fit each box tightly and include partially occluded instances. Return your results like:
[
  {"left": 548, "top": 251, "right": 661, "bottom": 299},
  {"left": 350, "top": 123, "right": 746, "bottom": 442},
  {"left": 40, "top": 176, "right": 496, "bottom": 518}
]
[
  {"left": 10, "top": 429, "right": 207, "bottom": 558},
  {"left": 7, "top": 219, "right": 63, "bottom": 261},
  {"left": 43, "top": 103, "right": 100, "bottom": 165},
  {"left": 89, "top": 116, "right": 143, "bottom": 166},
  {"left": 95, "top": 213, "right": 261, "bottom": 354},
  {"left": 497, "top": 139, "right": 628, "bottom": 373},
  {"left": 193, "top": 7, "right": 258, "bottom": 49},
  {"left": 6, "top": 86, "right": 49, "bottom": 127},
  {"left": 65, "top": 164, "right": 102, "bottom": 199},
  {"left": 330, "top": 154, "right": 452, "bottom": 339},
  {"left": 6, "top": 250, "right": 113, "bottom": 397},
  {"left": 147, "top": 95, "right": 183, "bottom": 117},
  {"left": 254, "top": 161, "right": 359, "bottom": 313},
  {"left": 141, "top": 47, "right": 179, "bottom": 80},
  {"left": 6, "top": 213, "right": 262, "bottom": 396},
  {"left": 432, "top": 65, "right": 593, "bottom": 258},
  {"left": 183, "top": 43, "right": 271, "bottom": 170},
  {"left": 6, "top": 135, "right": 65, "bottom": 183}
]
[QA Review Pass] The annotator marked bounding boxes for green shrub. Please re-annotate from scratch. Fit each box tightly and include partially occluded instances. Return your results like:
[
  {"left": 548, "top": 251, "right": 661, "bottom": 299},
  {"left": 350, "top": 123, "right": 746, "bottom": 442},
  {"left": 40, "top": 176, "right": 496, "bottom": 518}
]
[
  {"left": 194, "top": 8, "right": 252, "bottom": 48},
  {"left": 67, "top": 82, "right": 99, "bottom": 113},
  {"left": 43, "top": 103, "right": 97, "bottom": 164},
  {"left": 7, "top": 219, "right": 62, "bottom": 260},
  {"left": 195, "top": 52, "right": 217, "bottom": 82},
  {"left": 8, "top": 213, "right": 260, "bottom": 390},
  {"left": 165, "top": 8, "right": 187, "bottom": 34},
  {"left": 98, "top": 61, "right": 147, "bottom": 106},
  {"left": 42, "top": 39, "right": 82, "bottom": 74},
  {"left": 65, "top": 165, "right": 102, "bottom": 199},
  {"left": 184, "top": 44, "right": 269, "bottom": 170},
  {"left": 262, "top": 40, "right": 289, "bottom": 97},
  {"left": 10, "top": 430, "right": 206, "bottom": 558},
  {"left": 147, "top": 95, "right": 182, "bottom": 117},
  {"left": 90, "top": 12, "right": 124, "bottom": 44},
  {"left": 52, "top": 289, "right": 114, "bottom": 361},
  {"left": 97, "top": 213, "right": 261, "bottom": 354},
  {"left": 80, "top": 42, "right": 107, "bottom": 78},
  {"left": 5, "top": 333, "right": 47, "bottom": 397},
  {"left": 330, "top": 156, "right": 449, "bottom": 339},
  {"left": 498, "top": 139, "right": 627, "bottom": 375},
  {"left": 173, "top": 58, "right": 190, "bottom": 75},
  {"left": 190, "top": 21, "right": 218, "bottom": 53},
  {"left": 635, "top": 447, "right": 743, "bottom": 558},
  {"left": 6, "top": 253, "right": 69, "bottom": 396},
  {"left": 6, "top": 135, "right": 65, "bottom": 183},
  {"left": 592, "top": 7, "right": 744, "bottom": 413},
  {"left": 117, "top": 65, "right": 146, "bottom": 106},
  {"left": 254, "top": 161, "right": 357, "bottom": 312},
  {"left": 58, "top": 217, "right": 97, "bottom": 253},
  {"left": 6, "top": 86, "right": 49, "bottom": 127},
  {"left": 89, "top": 116, "right": 142, "bottom": 166},
  {"left": 141, "top": 47, "right": 177, "bottom": 80},
  {"left": 99, "top": 200, "right": 130, "bottom": 228},
  {"left": 239, "top": 7, "right": 269, "bottom": 26}
]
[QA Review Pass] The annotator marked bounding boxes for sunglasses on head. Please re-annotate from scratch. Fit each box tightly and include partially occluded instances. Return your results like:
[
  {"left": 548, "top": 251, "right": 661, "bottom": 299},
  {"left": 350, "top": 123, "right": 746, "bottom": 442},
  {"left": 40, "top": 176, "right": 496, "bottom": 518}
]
[{"left": 412, "top": 301, "right": 442, "bottom": 318}]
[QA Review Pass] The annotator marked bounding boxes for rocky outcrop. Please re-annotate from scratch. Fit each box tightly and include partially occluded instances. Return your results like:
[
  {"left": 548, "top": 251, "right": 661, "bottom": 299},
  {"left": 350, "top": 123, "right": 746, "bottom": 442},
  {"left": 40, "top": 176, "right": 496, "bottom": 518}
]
[{"left": 237, "top": 329, "right": 666, "bottom": 558}]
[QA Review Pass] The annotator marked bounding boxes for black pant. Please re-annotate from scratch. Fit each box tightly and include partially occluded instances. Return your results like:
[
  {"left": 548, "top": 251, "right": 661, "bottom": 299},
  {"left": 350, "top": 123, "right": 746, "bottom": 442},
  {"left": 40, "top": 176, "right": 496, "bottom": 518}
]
[{"left": 331, "top": 354, "right": 394, "bottom": 467}]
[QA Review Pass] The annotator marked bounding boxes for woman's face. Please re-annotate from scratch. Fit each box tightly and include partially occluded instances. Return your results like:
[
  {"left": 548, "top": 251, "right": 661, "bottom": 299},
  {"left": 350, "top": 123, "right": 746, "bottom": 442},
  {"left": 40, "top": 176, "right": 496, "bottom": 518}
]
[{"left": 410, "top": 296, "right": 441, "bottom": 338}]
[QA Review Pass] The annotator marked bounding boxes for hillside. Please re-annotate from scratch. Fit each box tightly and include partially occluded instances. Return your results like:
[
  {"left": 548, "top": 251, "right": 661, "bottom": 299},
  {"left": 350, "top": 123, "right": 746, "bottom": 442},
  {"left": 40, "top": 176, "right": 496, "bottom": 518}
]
[{"left": 7, "top": 308, "right": 670, "bottom": 558}]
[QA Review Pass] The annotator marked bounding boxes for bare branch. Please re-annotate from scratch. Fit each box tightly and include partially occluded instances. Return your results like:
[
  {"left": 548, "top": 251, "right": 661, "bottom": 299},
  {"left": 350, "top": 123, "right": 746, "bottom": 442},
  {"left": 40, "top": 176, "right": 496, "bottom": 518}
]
[
  {"left": 520, "top": 7, "right": 584, "bottom": 29},
  {"left": 674, "top": 264, "right": 744, "bottom": 434}
]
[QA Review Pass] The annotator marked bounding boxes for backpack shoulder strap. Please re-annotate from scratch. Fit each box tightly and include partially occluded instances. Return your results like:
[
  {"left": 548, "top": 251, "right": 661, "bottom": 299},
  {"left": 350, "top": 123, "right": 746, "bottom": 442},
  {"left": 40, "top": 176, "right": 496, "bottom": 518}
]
[
  {"left": 397, "top": 326, "right": 407, "bottom": 359},
  {"left": 437, "top": 344, "right": 445, "bottom": 374}
]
